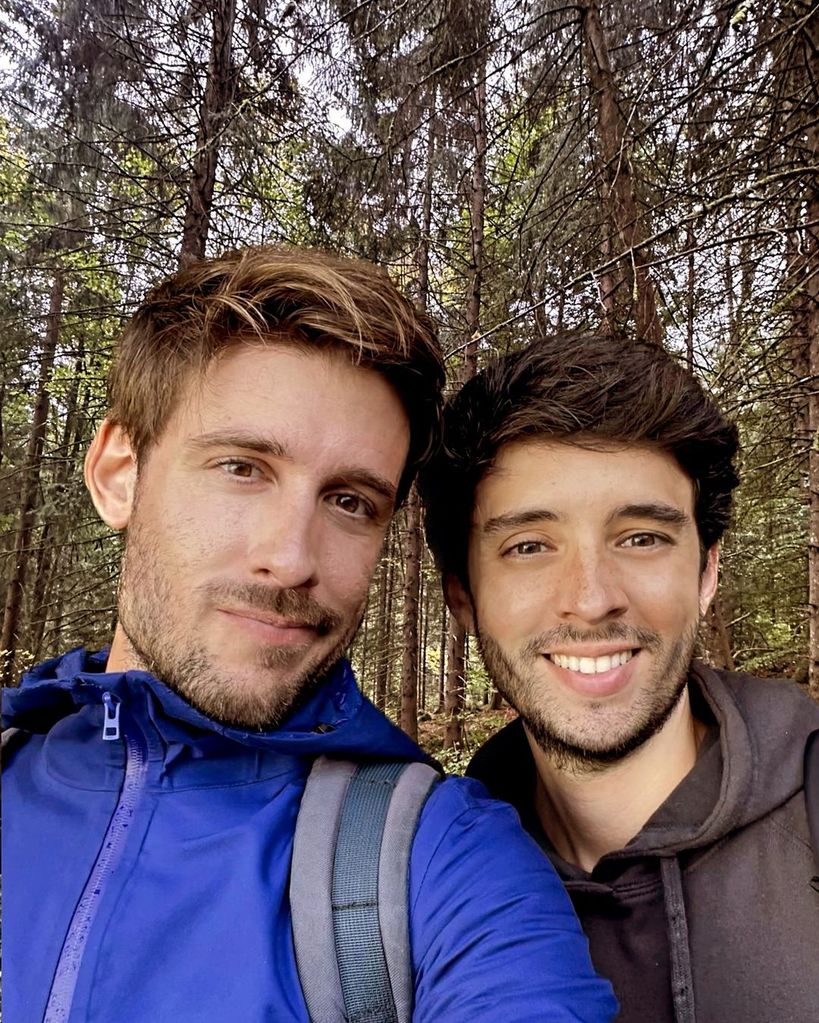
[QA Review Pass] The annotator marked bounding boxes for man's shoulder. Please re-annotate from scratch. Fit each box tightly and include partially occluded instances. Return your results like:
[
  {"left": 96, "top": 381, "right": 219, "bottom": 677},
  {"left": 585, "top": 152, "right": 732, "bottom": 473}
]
[{"left": 692, "top": 661, "right": 819, "bottom": 731}]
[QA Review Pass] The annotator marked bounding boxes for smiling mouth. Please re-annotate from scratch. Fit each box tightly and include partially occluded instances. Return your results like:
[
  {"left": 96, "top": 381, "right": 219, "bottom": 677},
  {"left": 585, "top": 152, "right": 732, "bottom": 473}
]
[{"left": 548, "top": 650, "right": 636, "bottom": 674}]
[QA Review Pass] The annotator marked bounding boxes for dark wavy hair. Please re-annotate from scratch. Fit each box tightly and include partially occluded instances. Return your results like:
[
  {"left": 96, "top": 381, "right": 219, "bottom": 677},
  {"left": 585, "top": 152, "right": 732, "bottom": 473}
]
[{"left": 419, "top": 333, "right": 740, "bottom": 586}]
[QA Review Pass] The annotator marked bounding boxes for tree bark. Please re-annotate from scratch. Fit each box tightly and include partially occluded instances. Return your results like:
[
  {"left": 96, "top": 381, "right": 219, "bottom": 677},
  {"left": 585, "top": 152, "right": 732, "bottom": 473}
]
[
  {"left": 28, "top": 337, "right": 86, "bottom": 658},
  {"left": 2, "top": 268, "right": 64, "bottom": 684},
  {"left": 443, "top": 65, "right": 487, "bottom": 749},
  {"left": 438, "top": 603, "right": 447, "bottom": 712},
  {"left": 397, "top": 92, "right": 440, "bottom": 737},
  {"left": 178, "top": 0, "right": 237, "bottom": 268},
  {"left": 579, "top": 1, "right": 662, "bottom": 343},
  {"left": 374, "top": 550, "right": 390, "bottom": 710},
  {"left": 704, "top": 598, "right": 735, "bottom": 671},
  {"left": 806, "top": 164, "right": 819, "bottom": 700},
  {"left": 444, "top": 618, "right": 467, "bottom": 747},
  {"left": 399, "top": 486, "right": 422, "bottom": 740},
  {"left": 786, "top": 12, "right": 819, "bottom": 699},
  {"left": 420, "top": 574, "right": 429, "bottom": 713}
]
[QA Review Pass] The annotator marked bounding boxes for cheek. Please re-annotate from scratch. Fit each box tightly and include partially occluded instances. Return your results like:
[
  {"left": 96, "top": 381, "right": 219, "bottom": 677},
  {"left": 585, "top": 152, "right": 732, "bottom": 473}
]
[
  {"left": 630, "top": 568, "right": 702, "bottom": 628},
  {"left": 156, "top": 500, "right": 240, "bottom": 574},
  {"left": 323, "top": 537, "right": 384, "bottom": 606},
  {"left": 474, "top": 567, "right": 547, "bottom": 637}
]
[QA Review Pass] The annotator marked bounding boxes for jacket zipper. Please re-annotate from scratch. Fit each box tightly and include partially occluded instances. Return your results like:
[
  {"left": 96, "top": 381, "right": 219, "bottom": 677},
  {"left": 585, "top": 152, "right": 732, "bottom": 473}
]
[{"left": 43, "top": 692, "right": 148, "bottom": 1023}]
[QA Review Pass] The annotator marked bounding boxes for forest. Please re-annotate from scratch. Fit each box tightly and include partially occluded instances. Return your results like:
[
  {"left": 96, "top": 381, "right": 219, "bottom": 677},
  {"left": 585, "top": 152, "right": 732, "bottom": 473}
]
[{"left": 1, "top": 0, "right": 817, "bottom": 766}]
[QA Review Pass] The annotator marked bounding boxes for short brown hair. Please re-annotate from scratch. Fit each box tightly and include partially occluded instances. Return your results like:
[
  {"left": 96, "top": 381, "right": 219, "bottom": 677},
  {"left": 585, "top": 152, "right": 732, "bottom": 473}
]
[
  {"left": 420, "top": 333, "right": 740, "bottom": 586},
  {"left": 108, "top": 245, "right": 445, "bottom": 503}
]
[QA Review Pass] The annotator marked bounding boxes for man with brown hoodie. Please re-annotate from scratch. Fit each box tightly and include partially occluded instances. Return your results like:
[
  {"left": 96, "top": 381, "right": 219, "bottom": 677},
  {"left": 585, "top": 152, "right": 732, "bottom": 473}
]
[{"left": 420, "top": 332, "right": 819, "bottom": 1023}]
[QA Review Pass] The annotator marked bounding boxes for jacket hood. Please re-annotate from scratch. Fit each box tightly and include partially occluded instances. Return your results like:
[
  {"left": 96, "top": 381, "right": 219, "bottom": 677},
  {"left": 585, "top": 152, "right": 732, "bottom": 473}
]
[{"left": 2, "top": 647, "right": 425, "bottom": 763}]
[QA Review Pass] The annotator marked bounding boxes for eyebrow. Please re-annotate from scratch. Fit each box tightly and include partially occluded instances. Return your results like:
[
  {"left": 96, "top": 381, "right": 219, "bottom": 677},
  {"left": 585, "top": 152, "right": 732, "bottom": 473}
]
[
  {"left": 188, "top": 431, "right": 398, "bottom": 505},
  {"left": 481, "top": 508, "right": 559, "bottom": 535},
  {"left": 188, "top": 431, "right": 288, "bottom": 458},
  {"left": 481, "top": 502, "right": 690, "bottom": 536},
  {"left": 328, "top": 470, "right": 398, "bottom": 506},
  {"left": 606, "top": 503, "right": 691, "bottom": 528}
]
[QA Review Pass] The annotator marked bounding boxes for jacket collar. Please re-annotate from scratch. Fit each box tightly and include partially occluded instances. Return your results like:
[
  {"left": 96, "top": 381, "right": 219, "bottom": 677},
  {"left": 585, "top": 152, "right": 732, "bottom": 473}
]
[{"left": 3, "top": 647, "right": 425, "bottom": 763}]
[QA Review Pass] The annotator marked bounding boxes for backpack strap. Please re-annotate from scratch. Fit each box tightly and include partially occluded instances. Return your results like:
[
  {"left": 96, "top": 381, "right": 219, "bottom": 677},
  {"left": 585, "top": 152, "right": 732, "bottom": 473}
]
[
  {"left": 290, "top": 755, "right": 440, "bottom": 1023},
  {"left": 805, "top": 729, "right": 819, "bottom": 884}
]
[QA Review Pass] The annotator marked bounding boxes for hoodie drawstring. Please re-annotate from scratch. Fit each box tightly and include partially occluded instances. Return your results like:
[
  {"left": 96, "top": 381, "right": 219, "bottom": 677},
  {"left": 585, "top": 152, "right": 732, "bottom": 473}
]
[{"left": 661, "top": 856, "right": 696, "bottom": 1023}]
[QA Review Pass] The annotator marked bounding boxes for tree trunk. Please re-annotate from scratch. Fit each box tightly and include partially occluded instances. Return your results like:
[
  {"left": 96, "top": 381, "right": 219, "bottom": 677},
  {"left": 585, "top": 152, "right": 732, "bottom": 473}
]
[
  {"left": 420, "top": 575, "right": 429, "bottom": 713},
  {"left": 399, "top": 486, "right": 422, "bottom": 740},
  {"left": 438, "top": 603, "right": 447, "bottom": 712},
  {"left": 2, "top": 268, "right": 64, "bottom": 684},
  {"left": 178, "top": 0, "right": 237, "bottom": 268},
  {"left": 415, "top": 86, "right": 436, "bottom": 309},
  {"left": 444, "top": 618, "right": 466, "bottom": 748},
  {"left": 374, "top": 550, "right": 390, "bottom": 710},
  {"left": 806, "top": 166, "right": 819, "bottom": 700},
  {"left": 703, "top": 598, "right": 734, "bottom": 671},
  {"left": 384, "top": 542, "right": 396, "bottom": 710},
  {"left": 448, "top": 65, "right": 486, "bottom": 723},
  {"left": 398, "top": 92, "right": 438, "bottom": 738},
  {"left": 443, "top": 67, "right": 487, "bottom": 749},
  {"left": 28, "top": 337, "right": 85, "bottom": 658},
  {"left": 579, "top": 1, "right": 661, "bottom": 343},
  {"left": 786, "top": 12, "right": 819, "bottom": 699}
]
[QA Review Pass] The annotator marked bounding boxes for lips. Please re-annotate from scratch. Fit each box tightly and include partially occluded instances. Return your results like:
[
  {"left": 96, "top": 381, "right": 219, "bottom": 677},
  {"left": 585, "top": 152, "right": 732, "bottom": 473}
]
[
  {"left": 217, "top": 608, "right": 320, "bottom": 646},
  {"left": 223, "top": 607, "right": 315, "bottom": 630}
]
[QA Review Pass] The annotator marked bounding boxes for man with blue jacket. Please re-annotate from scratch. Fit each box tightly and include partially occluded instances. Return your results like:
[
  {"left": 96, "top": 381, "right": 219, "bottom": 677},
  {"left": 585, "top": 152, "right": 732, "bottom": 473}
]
[{"left": 3, "top": 246, "right": 615, "bottom": 1023}]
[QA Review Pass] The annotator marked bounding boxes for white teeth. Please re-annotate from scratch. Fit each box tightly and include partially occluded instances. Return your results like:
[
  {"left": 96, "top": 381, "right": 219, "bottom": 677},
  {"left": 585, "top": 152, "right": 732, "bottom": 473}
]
[{"left": 551, "top": 650, "right": 634, "bottom": 673}]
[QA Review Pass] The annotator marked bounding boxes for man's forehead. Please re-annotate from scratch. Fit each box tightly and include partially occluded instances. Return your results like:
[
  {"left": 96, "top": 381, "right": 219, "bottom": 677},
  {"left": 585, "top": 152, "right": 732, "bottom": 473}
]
[
  {"left": 157, "top": 342, "right": 399, "bottom": 434},
  {"left": 473, "top": 437, "right": 695, "bottom": 518}
]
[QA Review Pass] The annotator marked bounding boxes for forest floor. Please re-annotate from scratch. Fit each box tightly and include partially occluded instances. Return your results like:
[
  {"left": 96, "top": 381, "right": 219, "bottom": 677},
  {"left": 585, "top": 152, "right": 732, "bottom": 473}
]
[{"left": 417, "top": 704, "right": 519, "bottom": 775}]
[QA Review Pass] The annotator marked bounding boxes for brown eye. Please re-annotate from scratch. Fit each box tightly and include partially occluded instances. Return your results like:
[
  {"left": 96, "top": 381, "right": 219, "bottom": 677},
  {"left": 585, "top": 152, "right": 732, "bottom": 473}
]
[
  {"left": 504, "top": 540, "right": 548, "bottom": 557},
  {"left": 329, "top": 493, "right": 373, "bottom": 519},
  {"left": 219, "top": 460, "right": 257, "bottom": 479},
  {"left": 622, "top": 533, "right": 661, "bottom": 548}
]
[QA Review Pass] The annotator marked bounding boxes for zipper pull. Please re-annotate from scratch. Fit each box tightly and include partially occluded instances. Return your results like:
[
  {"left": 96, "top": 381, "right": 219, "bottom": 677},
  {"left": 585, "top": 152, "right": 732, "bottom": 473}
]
[{"left": 102, "top": 691, "right": 121, "bottom": 741}]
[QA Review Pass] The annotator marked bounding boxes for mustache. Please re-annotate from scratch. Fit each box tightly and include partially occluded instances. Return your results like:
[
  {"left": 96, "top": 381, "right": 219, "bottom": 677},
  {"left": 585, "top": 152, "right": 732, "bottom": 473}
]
[
  {"left": 520, "top": 623, "right": 661, "bottom": 658},
  {"left": 203, "top": 582, "right": 342, "bottom": 636}
]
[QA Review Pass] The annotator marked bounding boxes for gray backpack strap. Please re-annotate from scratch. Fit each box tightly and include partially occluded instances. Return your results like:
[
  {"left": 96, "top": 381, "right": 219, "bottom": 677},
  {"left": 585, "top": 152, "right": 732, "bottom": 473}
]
[
  {"left": 375, "top": 761, "right": 441, "bottom": 1021},
  {"left": 291, "top": 756, "right": 357, "bottom": 1022},
  {"left": 290, "top": 755, "right": 440, "bottom": 1023}
]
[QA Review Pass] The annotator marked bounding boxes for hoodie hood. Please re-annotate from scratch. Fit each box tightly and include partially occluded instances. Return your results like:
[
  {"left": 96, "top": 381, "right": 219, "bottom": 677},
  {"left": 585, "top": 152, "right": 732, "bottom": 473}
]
[
  {"left": 2, "top": 647, "right": 425, "bottom": 764},
  {"left": 626, "top": 662, "right": 819, "bottom": 857},
  {"left": 469, "top": 661, "right": 819, "bottom": 862}
]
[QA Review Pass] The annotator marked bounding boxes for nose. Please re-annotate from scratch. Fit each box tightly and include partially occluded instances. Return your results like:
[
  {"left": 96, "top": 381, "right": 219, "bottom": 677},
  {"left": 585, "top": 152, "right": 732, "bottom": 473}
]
[
  {"left": 248, "top": 495, "right": 319, "bottom": 590},
  {"left": 558, "top": 545, "right": 628, "bottom": 626}
]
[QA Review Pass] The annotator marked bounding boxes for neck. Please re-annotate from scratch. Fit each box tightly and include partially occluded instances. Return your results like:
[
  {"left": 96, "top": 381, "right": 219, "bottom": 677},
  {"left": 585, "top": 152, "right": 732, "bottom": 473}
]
[
  {"left": 528, "top": 687, "right": 705, "bottom": 873},
  {"left": 106, "top": 624, "right": 145, "bottom": 673}
]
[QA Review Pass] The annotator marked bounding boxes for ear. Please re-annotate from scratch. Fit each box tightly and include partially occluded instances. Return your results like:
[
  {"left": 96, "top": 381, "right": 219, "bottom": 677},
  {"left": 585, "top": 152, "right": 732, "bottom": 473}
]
[
  {"left": 444, "top": 573, "right": 476, "bottom": 634},
  {"left": 698, "top": 543, "right": 720, "bottom": 617},
  {"left": 84, "top": 419, "right": 138, "bottom": 530}
]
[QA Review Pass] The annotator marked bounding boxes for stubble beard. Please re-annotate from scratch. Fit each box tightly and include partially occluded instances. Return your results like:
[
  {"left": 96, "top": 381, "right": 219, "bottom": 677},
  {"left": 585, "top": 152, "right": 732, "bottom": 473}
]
[
  {"left": 475, "top": 619, "right": 699, "bottom": 775},
  {"left": 116, "top": 510, "right": 363, "bottom": 731}
]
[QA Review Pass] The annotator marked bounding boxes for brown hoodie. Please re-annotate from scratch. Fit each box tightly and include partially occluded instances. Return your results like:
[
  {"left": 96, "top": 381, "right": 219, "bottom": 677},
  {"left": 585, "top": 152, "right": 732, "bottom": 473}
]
[{"left": 468, "top": 664, "right": 819, "bottom": 1023}]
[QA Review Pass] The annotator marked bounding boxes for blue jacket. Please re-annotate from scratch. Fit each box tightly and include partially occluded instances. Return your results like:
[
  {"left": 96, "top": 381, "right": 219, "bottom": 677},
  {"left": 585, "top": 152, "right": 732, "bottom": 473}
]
[{"left": 3, "top": 648, "right": 616, "bottom": 1023}]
